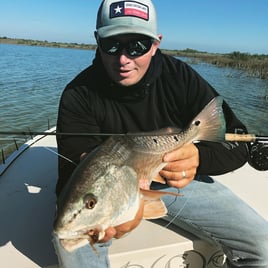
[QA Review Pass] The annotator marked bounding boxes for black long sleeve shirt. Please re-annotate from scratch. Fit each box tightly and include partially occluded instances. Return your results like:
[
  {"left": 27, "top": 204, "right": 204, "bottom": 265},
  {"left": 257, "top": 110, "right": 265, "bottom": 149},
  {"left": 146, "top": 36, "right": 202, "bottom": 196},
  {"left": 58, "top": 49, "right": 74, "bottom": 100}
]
[{"left": 56, "top": 49, "right": 248, "bottom": 195}]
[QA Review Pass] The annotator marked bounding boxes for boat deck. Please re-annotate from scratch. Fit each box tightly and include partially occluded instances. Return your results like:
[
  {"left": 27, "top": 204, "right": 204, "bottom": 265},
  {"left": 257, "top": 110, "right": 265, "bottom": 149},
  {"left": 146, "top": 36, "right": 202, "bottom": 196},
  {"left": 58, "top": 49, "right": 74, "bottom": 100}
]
[{"left": 0, "top": 132, "right": 267, "bottom": 268}]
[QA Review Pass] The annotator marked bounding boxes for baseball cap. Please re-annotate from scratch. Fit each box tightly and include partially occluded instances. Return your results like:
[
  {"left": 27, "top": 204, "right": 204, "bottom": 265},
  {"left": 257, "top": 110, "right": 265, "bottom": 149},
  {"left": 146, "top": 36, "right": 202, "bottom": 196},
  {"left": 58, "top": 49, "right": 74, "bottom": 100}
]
[{"left": 96, "top": 0, "right": 160, "bottom": 41}]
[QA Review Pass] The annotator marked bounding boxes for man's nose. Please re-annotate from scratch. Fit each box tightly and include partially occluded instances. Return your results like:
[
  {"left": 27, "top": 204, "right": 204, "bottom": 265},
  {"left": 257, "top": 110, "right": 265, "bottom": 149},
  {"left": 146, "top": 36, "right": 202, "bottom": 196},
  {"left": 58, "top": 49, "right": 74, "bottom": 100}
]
[{"left": 118, "top": 49, "right": 131, "bottom": 65}]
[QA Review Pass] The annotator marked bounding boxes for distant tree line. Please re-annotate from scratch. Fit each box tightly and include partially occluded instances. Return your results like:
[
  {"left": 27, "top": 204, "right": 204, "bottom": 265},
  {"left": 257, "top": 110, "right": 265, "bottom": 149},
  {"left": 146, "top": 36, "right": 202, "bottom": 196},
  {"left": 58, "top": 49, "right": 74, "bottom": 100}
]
[
  {"left": 0, "top": 36, "right": 97, "bottom": 50},
  {"left": 165, "top": 49, "right": 268, "bottom": 79}
]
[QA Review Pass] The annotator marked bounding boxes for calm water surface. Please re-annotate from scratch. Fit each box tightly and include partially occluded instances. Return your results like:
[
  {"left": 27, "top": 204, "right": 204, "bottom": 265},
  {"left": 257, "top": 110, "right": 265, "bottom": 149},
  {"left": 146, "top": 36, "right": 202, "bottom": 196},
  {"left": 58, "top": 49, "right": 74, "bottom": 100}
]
[{"left": 0, "top": 44, "right": 267, "bottom": 156}]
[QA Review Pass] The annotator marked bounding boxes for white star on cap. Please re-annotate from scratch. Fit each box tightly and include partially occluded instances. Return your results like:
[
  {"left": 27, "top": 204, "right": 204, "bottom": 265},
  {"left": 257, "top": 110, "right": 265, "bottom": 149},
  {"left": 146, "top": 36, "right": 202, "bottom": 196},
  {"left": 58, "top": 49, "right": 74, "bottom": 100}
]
[{"left": 114, "top": 5, "right": 122, "bottom": 14}]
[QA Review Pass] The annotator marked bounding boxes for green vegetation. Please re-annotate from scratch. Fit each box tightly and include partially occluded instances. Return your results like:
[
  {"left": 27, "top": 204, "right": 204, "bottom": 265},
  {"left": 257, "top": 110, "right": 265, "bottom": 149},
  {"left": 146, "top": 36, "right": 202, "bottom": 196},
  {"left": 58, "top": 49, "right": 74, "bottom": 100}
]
[
  {"left": 161, "top": 49, "right": 268, "bottom": 79},
  {"left": 0, "top": 36, "right": 97, "bottom": 50},
  {"left": 1, "top": 37, "right": 268, "bottom": 79},
  {"left": 211, "top": 52, "right": 266, "bottom": 79}
]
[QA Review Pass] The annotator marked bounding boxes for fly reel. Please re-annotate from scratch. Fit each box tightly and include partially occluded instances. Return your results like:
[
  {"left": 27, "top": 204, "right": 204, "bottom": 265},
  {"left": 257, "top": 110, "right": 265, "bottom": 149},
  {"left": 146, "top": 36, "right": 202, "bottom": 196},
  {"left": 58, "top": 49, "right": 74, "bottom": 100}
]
[{"left": 248, "top": 142, "right": 268, "bottom": 171}]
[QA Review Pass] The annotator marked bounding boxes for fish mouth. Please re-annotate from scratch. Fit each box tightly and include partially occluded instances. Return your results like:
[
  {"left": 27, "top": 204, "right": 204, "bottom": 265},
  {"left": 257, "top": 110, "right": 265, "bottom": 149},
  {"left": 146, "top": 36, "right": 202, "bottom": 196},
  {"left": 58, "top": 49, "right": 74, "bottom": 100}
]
[
  {"left": 56, "top": 226, "right": 104, "bottom": 252},
  {"left": 57, "top": 225, "right": 102, "bottom": 241}
]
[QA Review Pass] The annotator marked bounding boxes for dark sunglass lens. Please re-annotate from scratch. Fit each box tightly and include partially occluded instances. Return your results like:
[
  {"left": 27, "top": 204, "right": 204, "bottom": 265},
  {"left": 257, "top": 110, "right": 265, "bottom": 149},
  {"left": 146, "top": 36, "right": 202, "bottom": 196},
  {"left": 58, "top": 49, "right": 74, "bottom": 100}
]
[
  {"left": 99, "top": 38, "right": 153, "bottom": 57},
  {"left": 128, "top": 39, "right": 152, "bottom": 56},
  {"left": 99, "top": 39, "right": 120, "bottom": 55}
]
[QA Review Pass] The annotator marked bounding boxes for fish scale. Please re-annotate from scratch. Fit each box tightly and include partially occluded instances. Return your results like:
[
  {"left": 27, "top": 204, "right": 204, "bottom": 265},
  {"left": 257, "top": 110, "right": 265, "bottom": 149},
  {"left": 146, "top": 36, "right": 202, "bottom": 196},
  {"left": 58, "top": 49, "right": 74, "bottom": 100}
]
[{"left": 130, "top": 131, "right": 191, "bottom": 152}]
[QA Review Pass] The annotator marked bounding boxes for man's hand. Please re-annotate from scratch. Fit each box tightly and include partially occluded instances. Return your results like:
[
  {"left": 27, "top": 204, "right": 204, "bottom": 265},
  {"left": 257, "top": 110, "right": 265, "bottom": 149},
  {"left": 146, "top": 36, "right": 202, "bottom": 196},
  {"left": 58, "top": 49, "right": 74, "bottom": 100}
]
[
  {"left": 159, "top": 143, "right": 199, "bottom": 188},
  {"left": 99, "top": 199, "right": 144, "bottom": 243}
]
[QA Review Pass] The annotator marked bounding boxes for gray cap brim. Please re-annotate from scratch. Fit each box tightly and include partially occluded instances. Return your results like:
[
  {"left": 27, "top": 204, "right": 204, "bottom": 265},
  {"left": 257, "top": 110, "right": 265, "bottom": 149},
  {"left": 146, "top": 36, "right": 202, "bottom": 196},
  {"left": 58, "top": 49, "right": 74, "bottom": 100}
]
[{"left": 97, "top": 25, "right": 160, "bottom": 41}]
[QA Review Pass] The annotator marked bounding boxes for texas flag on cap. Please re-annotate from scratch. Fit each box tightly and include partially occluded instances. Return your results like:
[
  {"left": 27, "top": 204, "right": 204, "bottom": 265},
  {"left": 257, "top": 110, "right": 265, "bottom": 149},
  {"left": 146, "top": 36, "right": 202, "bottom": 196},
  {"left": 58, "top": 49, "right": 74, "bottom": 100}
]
[{"left": 110, "top": 1, "right": 149, "bottom": 21}]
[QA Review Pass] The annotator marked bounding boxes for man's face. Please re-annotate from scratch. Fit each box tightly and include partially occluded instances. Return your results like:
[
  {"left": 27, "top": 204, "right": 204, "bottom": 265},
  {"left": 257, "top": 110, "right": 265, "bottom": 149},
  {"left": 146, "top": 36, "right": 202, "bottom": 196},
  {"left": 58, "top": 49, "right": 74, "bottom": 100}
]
[{"left": 98, "top": 34, "right": 161, "bottom": 87}]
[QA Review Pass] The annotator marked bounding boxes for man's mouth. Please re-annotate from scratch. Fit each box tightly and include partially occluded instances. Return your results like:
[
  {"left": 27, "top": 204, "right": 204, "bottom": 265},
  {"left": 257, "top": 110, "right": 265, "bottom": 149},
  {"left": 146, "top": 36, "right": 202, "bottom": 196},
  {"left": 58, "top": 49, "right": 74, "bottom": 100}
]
[{"left": 119, "top": 69, "right": 132, "bottom": 77}]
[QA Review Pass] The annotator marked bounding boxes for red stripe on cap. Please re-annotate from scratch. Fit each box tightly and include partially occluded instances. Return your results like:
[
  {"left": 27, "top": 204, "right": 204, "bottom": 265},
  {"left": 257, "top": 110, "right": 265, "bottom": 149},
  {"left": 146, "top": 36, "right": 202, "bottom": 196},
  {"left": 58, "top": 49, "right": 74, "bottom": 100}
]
[
  {"left": 124, "top": 8, "right": 148, "bottom": 19},
  {"left": 124, "top": 1, "right": 149, "bottom": 20}
]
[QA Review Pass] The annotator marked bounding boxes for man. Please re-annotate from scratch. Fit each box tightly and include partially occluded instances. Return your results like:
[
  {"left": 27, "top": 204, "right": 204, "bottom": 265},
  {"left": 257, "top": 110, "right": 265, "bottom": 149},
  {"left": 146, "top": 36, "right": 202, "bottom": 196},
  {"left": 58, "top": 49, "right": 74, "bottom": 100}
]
[{"left": 54, "top": 0, "right": 268, "bottom": 267}]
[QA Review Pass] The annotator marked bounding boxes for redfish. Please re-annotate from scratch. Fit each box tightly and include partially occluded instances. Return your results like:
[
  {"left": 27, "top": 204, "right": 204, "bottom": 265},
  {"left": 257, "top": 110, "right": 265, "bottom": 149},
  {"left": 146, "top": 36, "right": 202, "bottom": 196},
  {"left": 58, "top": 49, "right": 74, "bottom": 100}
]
[{"left": 54, "top": 96, "right": 225, "bottom": 252}]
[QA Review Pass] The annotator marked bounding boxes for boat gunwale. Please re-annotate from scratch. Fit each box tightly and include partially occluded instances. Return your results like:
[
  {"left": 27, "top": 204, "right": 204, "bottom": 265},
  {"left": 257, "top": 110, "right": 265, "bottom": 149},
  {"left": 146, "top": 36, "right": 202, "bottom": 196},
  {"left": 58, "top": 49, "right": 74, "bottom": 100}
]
[{"left": 0, "top": 126, "right": 56, "bottom": 176}]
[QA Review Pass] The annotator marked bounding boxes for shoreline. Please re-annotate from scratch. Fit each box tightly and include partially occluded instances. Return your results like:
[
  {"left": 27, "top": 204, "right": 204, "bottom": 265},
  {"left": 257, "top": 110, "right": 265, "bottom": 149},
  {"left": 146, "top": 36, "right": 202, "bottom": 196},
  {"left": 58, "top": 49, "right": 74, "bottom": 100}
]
[{"left": 1, "top": 37, "right": 268, "bottom": 79}]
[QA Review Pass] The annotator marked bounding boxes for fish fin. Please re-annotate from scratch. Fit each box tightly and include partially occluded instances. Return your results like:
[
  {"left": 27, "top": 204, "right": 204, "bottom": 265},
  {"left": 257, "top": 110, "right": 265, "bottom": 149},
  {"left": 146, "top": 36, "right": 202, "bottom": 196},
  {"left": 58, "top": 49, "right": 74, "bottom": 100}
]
[
  {"left": 147, "top": 127, "right": 182, "bottom": 134},
  {"left": 150, "top": 162, "right": 167, "bottom": 184},
  {"left": 141, "top": 189, "right": 182, "bottom": 219},
  {"left": 143, "top": 199, "right": 167, "bottom": 219},
  {"left": 140, "top": 189, "right": 182, "bottom": 200},
  {"left": 127, "top": 126, "right": 182, "bottom": 136},
  {"left": 190, "top": 96, "right": 226, "bottom": 142},
  {"left": 152, "top": 174, "right": 166, "bottom": 184}
]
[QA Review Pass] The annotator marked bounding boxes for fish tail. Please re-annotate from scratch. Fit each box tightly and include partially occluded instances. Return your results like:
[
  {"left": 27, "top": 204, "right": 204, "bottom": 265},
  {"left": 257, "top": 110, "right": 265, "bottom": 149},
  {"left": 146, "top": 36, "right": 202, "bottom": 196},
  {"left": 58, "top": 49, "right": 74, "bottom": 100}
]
[{"left": 191, "top": 96, "right": 226, "bottom": 142}]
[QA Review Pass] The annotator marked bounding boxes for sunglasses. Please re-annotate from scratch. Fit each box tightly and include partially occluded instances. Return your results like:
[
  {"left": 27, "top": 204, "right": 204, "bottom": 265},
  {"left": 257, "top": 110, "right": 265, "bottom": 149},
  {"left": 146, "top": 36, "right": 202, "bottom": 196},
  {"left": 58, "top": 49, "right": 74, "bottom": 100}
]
[{"left": 98, "top": 37, "right": 154, "bottom": 57}]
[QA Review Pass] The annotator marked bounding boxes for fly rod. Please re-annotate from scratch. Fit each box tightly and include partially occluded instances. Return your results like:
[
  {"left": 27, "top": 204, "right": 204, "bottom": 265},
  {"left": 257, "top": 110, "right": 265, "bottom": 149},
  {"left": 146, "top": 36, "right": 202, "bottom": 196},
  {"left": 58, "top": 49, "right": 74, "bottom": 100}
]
[
  {"left": 0, "top": 130, "right": 268, "bottom": 143},
  {"left": 1, "top": 130, "right": 267, "bottom": 171},
  {"left": 225, "top": 133, "right": 268, "bottom": 143}
]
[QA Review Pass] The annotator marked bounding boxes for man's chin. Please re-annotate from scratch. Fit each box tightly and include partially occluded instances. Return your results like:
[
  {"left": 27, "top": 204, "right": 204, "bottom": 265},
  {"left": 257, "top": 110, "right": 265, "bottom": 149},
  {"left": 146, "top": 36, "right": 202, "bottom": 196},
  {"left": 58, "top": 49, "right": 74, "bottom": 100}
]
[{"left": 114, "top": 76, "right": 140, "bottom": 87}]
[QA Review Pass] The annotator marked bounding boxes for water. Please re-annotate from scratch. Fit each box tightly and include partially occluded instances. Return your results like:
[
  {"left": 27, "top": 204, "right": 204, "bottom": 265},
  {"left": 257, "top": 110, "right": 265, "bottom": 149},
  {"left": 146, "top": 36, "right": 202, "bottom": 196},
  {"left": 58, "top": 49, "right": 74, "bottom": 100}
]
[
  {"left": 187, "top": 60, "right": 268, "bottom": 135},
  {"left": 0, "top": 44, "right": 95, "bottom": 156},
  {"left": 0, "top": 44, "right": 267, "bottom": 158}
]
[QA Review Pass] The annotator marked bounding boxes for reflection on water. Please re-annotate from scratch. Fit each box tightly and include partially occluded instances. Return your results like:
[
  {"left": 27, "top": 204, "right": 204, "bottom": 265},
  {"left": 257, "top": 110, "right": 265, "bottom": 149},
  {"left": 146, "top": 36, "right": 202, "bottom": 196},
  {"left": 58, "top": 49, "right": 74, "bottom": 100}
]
[
  {"left": 0, "top": 44, "right": 95, "bottom": 155},
  {"left": 188, "top": 60, "right": 268, "bottom": 134},
  {"left": 0, "top": 45, "right": 267, "bottom": 157}
]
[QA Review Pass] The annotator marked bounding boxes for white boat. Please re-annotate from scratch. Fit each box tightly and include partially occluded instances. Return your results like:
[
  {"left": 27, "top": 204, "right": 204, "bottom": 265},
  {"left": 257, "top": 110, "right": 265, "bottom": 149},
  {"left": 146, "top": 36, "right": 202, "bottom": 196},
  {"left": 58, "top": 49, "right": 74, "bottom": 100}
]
[{"left": 0, "top": 128, "right": 267, "bottom": 268}]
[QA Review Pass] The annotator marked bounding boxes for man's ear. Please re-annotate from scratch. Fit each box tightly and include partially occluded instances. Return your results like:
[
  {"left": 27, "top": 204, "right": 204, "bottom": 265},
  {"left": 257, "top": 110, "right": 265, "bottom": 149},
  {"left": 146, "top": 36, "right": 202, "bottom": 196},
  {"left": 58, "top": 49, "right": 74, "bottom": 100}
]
[
  {"left": 157, "top": 34, "right": 163, "bottom": 42},
  {"left": 152, "top": 34, "right": 162, "bottom": 56}
]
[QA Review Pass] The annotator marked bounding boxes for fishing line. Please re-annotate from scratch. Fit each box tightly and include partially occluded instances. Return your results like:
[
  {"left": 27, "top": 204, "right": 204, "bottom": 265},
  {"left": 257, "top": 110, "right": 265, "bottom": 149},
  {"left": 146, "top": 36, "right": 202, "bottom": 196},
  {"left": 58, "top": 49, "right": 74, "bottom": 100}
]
[
  {"left": 43, "top": 147, "right": 77, "bottom": 166},
  {"left": 164, "top": 183, "right": 196, "bottom": 229}
]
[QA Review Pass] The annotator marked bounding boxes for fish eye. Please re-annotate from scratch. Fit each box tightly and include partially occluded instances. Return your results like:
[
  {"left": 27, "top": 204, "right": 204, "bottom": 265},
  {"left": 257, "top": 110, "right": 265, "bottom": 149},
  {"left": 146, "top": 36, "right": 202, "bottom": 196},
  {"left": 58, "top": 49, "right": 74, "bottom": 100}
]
[{"left": 84, "top": 194, "right": 98, "bottom": 209}]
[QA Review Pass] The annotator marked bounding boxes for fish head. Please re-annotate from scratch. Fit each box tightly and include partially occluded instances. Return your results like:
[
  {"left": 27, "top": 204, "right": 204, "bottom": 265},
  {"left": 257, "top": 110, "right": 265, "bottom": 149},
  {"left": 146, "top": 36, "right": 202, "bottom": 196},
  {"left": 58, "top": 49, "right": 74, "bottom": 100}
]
[
  {"left": 54, "top": 190, "right": 104, "bottom": 241},
  {"left": 54, "top": 164, "right": 140, "bottom": 250}
]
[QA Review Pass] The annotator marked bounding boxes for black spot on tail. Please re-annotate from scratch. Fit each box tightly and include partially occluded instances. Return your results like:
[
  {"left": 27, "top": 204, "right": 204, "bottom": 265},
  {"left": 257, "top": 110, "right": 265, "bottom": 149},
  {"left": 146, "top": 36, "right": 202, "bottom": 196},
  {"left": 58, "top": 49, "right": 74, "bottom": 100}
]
[{"left": 194, "top": 120, "right": 201, "bottom": 126}]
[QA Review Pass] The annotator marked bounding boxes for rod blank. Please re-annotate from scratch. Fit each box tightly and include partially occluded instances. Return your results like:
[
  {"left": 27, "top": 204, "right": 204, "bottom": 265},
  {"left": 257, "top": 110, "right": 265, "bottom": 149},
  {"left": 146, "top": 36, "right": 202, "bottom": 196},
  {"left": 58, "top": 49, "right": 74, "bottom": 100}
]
[{"left": 0, "top": 131, "right": 267, "bottom": 143}]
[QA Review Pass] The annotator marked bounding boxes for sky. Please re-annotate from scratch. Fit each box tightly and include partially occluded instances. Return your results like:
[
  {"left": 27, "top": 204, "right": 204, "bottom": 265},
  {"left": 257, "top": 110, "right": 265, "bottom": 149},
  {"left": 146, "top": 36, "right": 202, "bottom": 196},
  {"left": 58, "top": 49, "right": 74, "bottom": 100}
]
[{"left": 0, "top": 0, "right": 267, "bottom": 54}]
